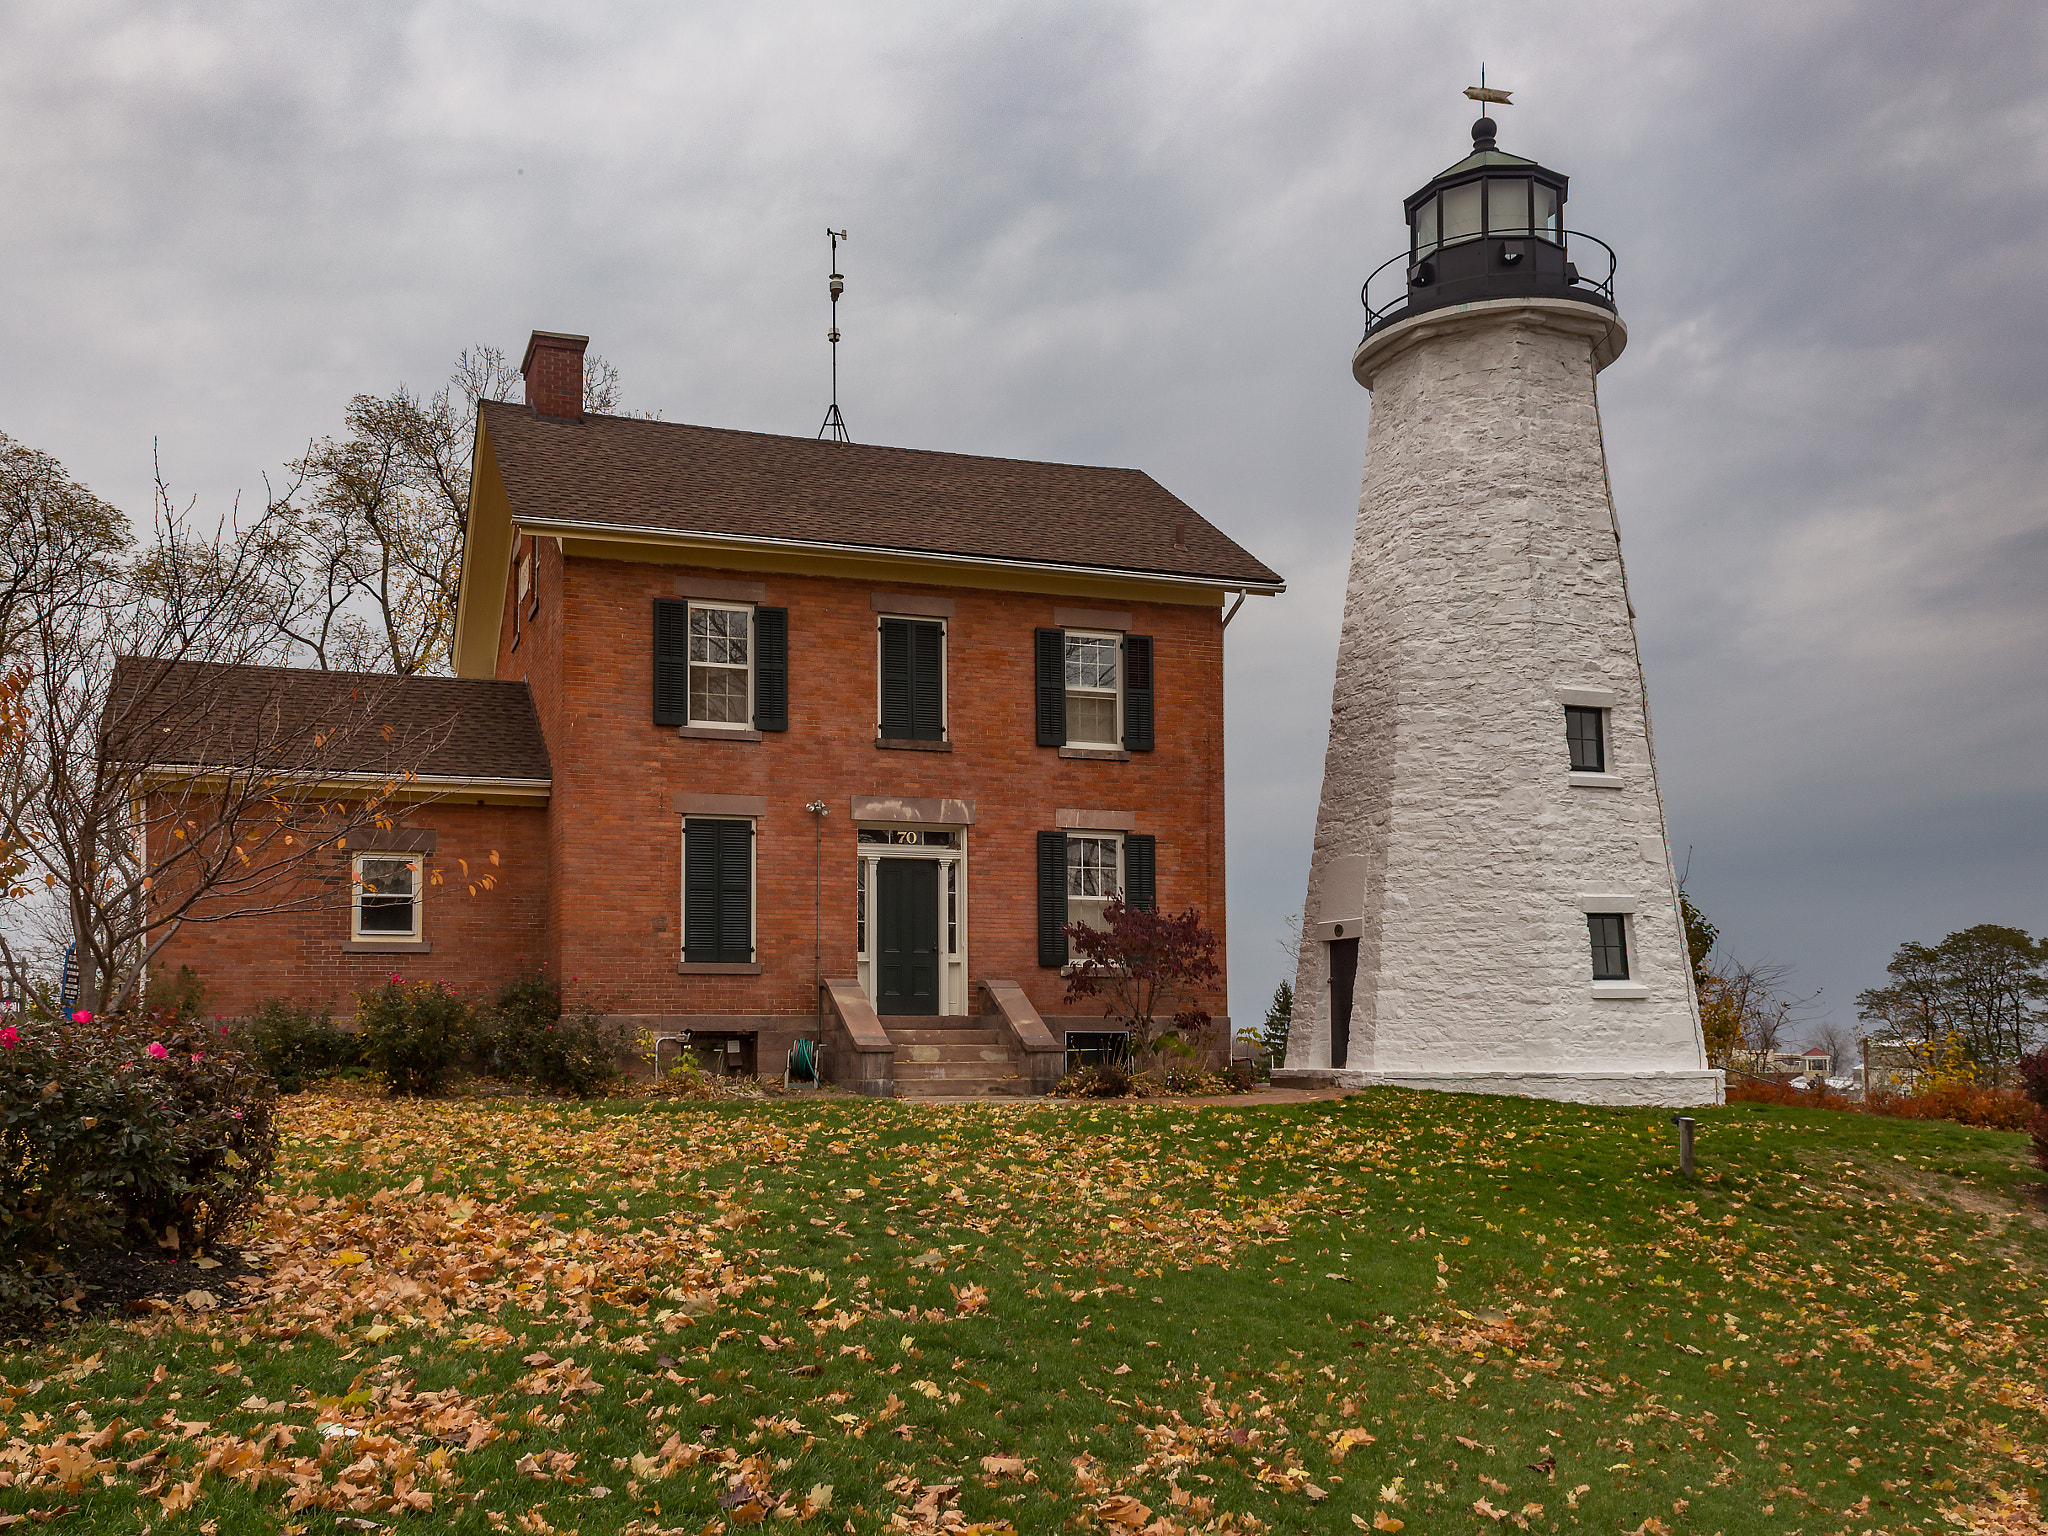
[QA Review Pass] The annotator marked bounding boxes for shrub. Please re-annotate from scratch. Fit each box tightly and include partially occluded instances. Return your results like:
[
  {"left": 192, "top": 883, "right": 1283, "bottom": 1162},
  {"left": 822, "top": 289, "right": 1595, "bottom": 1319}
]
[
  {"left": 515, "top": 1014, "right": 624, "bottom": 1099},
  {"left": 355, "top": 976, "right": 474, "bottom": 1097},
  {"left": 482, "top": 970, "right": 623, "bottom": 1099},
  {"left": 1866, "top": 1083, "right": 2038, "bottom": 1132},
  {"left": 1054, "top": 1062, "right": 1133, "bottom": 1099},
  {"left": 1063, "top": 902, "right": 1224, "bottom": 1068},
  {"left": 234, "top": 999, "right": 362, "bottom": 1094},
  {"left": 0, "top": 1009, "right": 277, "bottom": 1306},
  {"left": 1726, "top": 1076, "right": 1856, "bottom": 1110},
  {"left": 2020, "top": 1047, "right": 2048, "bottom": 1174}
]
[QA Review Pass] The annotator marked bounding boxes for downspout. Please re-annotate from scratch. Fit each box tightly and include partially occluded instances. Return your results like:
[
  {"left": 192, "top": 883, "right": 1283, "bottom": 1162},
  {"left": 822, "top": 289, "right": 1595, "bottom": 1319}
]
[{"left": 806, "top": 800, "right": 829, "bottom": 1066}]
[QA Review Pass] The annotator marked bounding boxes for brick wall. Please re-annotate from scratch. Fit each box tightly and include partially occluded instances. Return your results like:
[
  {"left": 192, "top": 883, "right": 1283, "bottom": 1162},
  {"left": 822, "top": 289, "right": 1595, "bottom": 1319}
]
[
  {"left": 146, "top": 544, "right": 1232, "bottom": 1040},
  {"left": 537, "top": 556, "right": 1229, "bottom": 1026},
  {"left": 148, "top": 802, "right": 550, "bottom": 1018}
]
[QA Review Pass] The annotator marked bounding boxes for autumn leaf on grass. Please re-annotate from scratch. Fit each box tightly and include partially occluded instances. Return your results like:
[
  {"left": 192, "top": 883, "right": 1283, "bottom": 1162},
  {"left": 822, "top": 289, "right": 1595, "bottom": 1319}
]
[
  {"left": 797, "top": 1483, "right": 832, "bottom": 1517},
  {"left": 1328, "top": 1426, "right": 1376, "bottom": 1463},
  {"left": 1093, "top": 1494, "right": 1152, "bottom": 1530},
  {"left": 1480, "top": 1473, "right": 1511, "bottom": 1495},
  {"left": 1626, "top": 1521, "right": 1672, "bottom": 1536},
  {"left": 1071, "top": 1454, "right": 1108, "bottom": 1495},
  {"left": 1472, "top": 1498, "right": 1509, "bottom": 1523},
  {"left": 951, "top": 1282, "right": 989, "bottom": 1314},
  {"left": 980, "top": 1455, "right": 1029, "bottom": 1478},
  {"left": 1456, "top": 1435, "right": 1494, "bottom": 1453}
]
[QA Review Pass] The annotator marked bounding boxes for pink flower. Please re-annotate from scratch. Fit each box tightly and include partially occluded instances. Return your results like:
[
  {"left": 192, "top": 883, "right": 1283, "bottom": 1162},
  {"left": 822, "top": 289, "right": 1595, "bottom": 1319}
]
[
  {"left": 231, "top": 1109, "right": 244, "bottom": 1120},
  {"left": 190, "top": 1052, "right": 204, "bottom": 1063},
  {"left": 147, "top": 1042, "right": 168, "bottom": 1060},
  {"left": 71, "top": 1010, "right": 92, "bottom": 1024},
  {"left": 117, "top": 1061, "right": 133, "bottom": 1072},
  {"left": 0, "top": 1026, "right": 16, "bottom": 1049},
  {"left": 218, "top": 1025, "right": 229, "bottom": 1035},
  {"left": 390, "top": 973, "right": 403, "bottom": 984}
]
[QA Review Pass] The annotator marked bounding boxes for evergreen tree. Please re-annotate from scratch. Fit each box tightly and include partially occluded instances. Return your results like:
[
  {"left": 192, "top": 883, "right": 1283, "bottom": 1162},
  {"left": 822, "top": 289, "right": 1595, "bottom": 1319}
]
[{"left": 1262, "top": 980, "right": 1292, "bottom": 1063}]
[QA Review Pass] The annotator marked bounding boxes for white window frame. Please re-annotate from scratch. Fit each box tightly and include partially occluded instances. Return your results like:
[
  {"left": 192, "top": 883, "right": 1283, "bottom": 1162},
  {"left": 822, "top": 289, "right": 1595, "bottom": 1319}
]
[
  {"left": 1063, "top": 629, "right": 1123, "bottom": 750},
  {"left": 687, "top": 601, "right": 755, "bottom": 732},
  {"left": 352, "top": 852, "right": 422, "bottom": 941},
  {"left": 1066, "top": 831, "right": 1124, "bottom": 932}
]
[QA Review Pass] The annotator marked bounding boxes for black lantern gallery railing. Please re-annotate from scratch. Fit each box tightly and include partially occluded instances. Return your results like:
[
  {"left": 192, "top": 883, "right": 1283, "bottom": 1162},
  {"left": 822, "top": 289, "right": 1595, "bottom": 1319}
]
[{"left": 1358, "top": 229, "right": 1618, "bottom": 339}]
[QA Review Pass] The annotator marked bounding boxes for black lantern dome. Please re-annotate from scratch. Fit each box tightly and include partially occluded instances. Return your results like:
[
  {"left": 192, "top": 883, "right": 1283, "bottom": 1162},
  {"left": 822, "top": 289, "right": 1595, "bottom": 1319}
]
[{"left": 1361, "top": 115, "right": 1616, "bottom": 335}]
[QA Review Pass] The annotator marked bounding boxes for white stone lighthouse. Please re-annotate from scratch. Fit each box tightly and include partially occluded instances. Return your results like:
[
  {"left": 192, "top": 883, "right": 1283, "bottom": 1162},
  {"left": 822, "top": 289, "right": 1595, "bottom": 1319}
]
[{"left": 1280, "top": 104, "right": 1721, "bottom": 1106}]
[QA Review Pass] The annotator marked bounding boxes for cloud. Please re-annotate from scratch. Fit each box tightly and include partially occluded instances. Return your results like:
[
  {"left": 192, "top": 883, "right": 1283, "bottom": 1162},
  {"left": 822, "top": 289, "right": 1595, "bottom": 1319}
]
[{"left": 0, "top": 0, "right": 2041, "bottom": 1027}]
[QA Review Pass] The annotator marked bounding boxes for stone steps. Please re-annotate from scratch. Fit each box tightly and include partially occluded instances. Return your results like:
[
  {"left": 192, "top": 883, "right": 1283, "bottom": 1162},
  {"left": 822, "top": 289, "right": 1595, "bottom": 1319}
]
[{"left": 886, "top": 1015, "right": 1037, "bottom": 1098}]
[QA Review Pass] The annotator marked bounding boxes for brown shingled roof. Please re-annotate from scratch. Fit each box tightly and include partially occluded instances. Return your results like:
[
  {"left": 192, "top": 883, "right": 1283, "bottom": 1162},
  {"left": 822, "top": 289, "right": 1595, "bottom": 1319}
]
[
  {"left": 478, "top": 401, "right": 1283, "bottom": 588},
  {"left": 106, "top": 658, "right": 551, "bottom": 782}
]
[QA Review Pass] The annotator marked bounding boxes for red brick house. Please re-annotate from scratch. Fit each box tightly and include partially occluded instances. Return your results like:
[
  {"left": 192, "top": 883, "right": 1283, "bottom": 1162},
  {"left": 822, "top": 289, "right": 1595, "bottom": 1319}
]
[{"left": 140, "top": 331, "right": 1282, "bottom": 1095}]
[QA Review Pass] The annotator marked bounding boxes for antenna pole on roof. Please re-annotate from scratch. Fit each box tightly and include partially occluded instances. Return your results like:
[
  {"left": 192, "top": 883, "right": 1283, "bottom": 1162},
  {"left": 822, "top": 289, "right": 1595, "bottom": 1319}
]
[{"left": 818, "top": 228, "right": 851, "bottom": 443}]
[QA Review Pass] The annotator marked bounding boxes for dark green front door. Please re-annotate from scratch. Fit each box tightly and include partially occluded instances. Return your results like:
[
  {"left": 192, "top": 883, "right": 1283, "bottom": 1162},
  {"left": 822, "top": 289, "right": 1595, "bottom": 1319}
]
[{"left": 876, "top": 859, "right": 940, "bottom": 1016}]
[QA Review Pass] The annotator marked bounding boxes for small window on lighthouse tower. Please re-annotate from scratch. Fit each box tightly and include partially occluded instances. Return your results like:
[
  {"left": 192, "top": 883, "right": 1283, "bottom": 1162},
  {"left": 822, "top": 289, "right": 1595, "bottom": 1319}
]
[
  {"left": 1587, "top": 914, "right": 1629, "bottom": 981},
  {"left": 1564, "top": 706, "right": 1605, "bottom": 773}
]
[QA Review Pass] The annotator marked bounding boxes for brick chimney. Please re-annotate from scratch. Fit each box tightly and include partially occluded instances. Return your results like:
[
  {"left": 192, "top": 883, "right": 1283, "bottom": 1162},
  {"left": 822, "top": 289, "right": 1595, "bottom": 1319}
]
[{"left": 520, "top": 330, "right": 589, "bottom": 421}]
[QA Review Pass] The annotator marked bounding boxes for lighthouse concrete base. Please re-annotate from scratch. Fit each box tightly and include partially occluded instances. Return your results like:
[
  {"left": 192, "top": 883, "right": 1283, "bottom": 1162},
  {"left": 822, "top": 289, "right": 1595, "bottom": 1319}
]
[{"left": 1269, "top": 1068, "right": 1725, "bottom": 1107}]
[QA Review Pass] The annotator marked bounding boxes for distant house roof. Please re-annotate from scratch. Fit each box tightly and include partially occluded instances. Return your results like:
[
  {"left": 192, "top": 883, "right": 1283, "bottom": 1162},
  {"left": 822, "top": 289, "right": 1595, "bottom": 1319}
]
[
  {"left": 476, "top": 401, "right": 1285, "bottom": 590},
  {"left": 106, "top": 658, "right": 552, "bottom": 784}
]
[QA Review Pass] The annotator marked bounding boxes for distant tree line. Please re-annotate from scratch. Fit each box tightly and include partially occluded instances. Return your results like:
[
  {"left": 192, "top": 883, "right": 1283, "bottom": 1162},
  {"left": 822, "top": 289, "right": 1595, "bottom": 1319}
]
[{"left": 1684, "top": 883, "right": 2046, "bottom": 1088}]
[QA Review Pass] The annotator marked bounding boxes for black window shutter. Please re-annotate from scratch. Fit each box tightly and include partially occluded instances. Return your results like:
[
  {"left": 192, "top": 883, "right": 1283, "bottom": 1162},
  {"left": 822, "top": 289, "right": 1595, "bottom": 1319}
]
[
  {"left": 685, "top": 819, "right": 753, "bottom": 963},
  {"left": 682, "top": 819, "right": 718, "bottom": 959},
  {"left": 878, "top": 619, "right": 912, "bottom": 738},
  {"left": 717, "top": 820, "right": 753, "bottom": 961},
  {"left": 654, "top": 599, "right": 690, "bottom": 726},
  {"left": 1036, "top": 830, "right": 1069, "bottom": 968},
  {"left": 1124, "top": 834, "right": 1157, "bottom": 911},
  {"left": 753, "top": 607, "right": 789, "bottom": 731},
  {"left": 1034, "top": 627, "right": 1066, "bottom": 746},
  {"left": 910, "top": 622, "right": 945, "bottom": 740},
  {"left": 1122, "top": 634, "right": 1155, "bottom": 751}
]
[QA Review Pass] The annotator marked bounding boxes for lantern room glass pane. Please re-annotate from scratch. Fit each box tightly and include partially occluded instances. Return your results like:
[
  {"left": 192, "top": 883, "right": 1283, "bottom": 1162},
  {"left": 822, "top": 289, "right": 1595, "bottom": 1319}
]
[
  {"left": 1534, "top": 182, "right": 1560, "bottom": 241},
  {"left": 1486, "top": 178, "right": 1531, "bottom": 234},
  {"left": 1440, "top": 181, "right": 1482, "bottom": 244},
  {"left": 1412, "top": 196, "right": 1438, "bottom": 254}
]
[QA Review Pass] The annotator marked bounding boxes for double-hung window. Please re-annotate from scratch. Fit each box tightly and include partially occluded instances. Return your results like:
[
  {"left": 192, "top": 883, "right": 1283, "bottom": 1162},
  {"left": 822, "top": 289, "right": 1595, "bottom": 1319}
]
[
  {"left": 354, "top": 854, "right": 421, "bottom": 940},
  {"left": 653, "top": 599, "right": 788, "bottom": 731},
  {"left": 1565, "top": 705, "right": 1605, "bottom": 773},
  {"left": 1034, "top": 627, "right": 1153, "bottom": 751},
  {"left": 1066, "top": 834, "right": 1120, "bottom": 932},
  {"left": 1587, "top": 913, "right": 1629, "bottom": 980},
  {"left": 1036, "top": 830, "right": 1158, "bottom": 966},
  {"left": 1063, "top": 632, "right": 1121, "bottom": 749},
  {"left": 689, "top": 604, "right": 752, "bottom": 727},
  {"left": 682, "top": 818, "right": 754, "bottom": 964},
  {"left": 878, "top": 617, "right": 945, "bottom": 741}
]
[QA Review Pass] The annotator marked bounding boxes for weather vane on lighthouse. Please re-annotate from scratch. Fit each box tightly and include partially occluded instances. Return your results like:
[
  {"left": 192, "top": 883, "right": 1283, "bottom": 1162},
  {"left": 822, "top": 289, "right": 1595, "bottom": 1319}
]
[
  {"left": 818, "top": 228, "right": 851, "bottom": 443},
  {"left": 1464, "top": 63, "right": 1512, "bottom": 108}
]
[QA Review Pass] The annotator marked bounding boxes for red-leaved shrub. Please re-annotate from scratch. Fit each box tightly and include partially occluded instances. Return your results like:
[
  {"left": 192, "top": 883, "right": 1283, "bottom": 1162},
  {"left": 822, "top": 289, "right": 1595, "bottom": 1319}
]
[
  {"left": 2021, "top": 1048, "right": 2048, "bottom": 1174},
  {"left": 1726, "top": 1077, "right": 1856, "bottom": 1110},
  {"left": 1866, "top": 1083, "right": 2038, "bottom": 1132}
]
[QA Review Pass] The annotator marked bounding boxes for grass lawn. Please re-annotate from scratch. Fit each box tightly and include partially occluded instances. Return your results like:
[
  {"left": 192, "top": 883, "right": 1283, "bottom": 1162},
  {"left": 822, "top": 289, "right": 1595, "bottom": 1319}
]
[{"left": 4, "top": 1085, "right": 2045, "bottom": 1535}]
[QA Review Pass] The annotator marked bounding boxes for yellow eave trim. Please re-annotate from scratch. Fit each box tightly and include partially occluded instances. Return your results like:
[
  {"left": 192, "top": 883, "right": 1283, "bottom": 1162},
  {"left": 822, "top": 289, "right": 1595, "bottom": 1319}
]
[
  {"left": 133, "top": 766, "right": 551, "bottom": 807},
  {"left": 451, "top": 417, "right": 516, "bottom": 678},
  {"left": 519, "top": 516, "right": 1285, "bottom": 609}
]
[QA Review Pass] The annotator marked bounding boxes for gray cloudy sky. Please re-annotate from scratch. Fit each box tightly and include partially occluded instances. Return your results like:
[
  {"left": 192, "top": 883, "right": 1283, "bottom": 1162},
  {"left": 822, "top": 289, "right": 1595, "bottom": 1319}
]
[{"left": 4, "top": 0, "right": 2043, "bottom": 1032}]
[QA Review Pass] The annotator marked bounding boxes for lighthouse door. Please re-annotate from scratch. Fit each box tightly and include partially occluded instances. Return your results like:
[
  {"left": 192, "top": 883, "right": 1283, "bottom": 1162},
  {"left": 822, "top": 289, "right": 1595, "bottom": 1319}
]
[{"left": 1328, "top": 937, "right": 1359, "bottom": 1069}]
